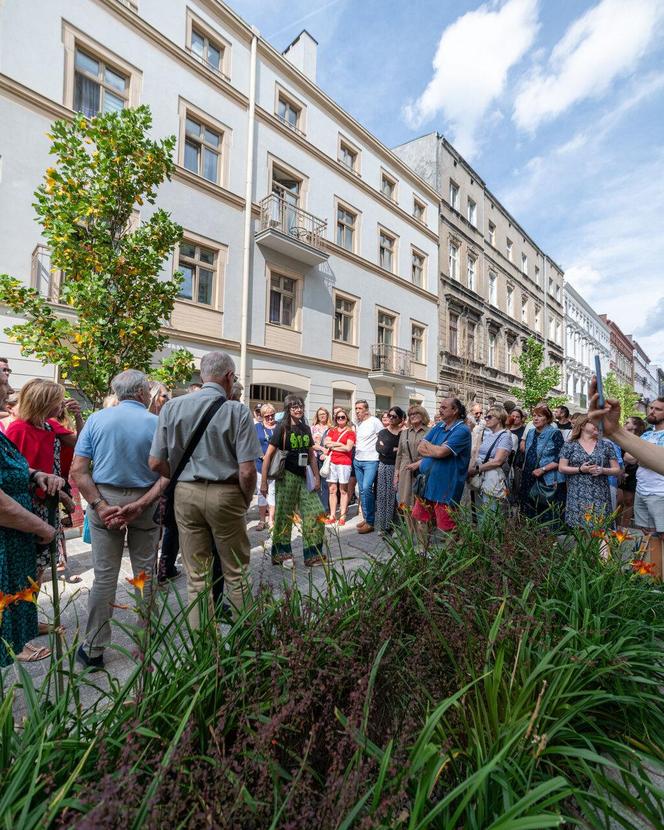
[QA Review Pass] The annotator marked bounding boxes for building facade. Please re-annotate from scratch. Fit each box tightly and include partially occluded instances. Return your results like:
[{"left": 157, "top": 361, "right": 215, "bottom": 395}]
[
  {"left": 629, "top": 338, "right": 658, "bottom": 411},
  {"left": 599, "top": 315, "right": 634, "bottom": 388},
  {"left": 392, "top": 132, "right": 565, "bottom": 408},
  {"left": 0, "top": 0, "right": 439, "bottom": 416},
  {"left": 563, "top": 283, "right": 610, "bottom": 410}
]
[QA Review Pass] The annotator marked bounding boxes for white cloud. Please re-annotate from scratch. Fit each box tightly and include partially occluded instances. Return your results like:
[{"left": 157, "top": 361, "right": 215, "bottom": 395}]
[
  {"left": 402, "top": 0, "right": 539, "bottom": 159},
  {"left": 513, "top": 0, "right": 664, "bottom": 133},
  {"left": 564, "top": 264, "right": 602, "bottom": 296},
  {"left": 636, "top": 297, "right": 664, "bottom": 338}
]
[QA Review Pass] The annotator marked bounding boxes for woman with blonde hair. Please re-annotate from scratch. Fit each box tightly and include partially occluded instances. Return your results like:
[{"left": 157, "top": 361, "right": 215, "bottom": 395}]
[
  {"left": 311, "top": 407, "right": 332, "bottom": 513},
  {"left": 6, "top": 380, "right": 78, "bottom": 582},
  {"left": 148, "top": 381, "right": 170, "bottom": 415},
  {"left": 394, "top": 404, "right": 430, "bottom": 508}
]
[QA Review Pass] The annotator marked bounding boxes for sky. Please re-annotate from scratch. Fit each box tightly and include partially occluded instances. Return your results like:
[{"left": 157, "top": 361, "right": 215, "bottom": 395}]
[{"left": 230, "top": 0, "right": 664, "bottom": 365}]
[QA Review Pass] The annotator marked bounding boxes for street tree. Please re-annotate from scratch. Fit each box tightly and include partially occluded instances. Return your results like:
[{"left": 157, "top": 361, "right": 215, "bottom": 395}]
[
  {"left": 0, "top": 105, "right": 189, "bottom": 408},
  {"left": 603, "top": 372, "right": 642, "bottom": 424},
  {"left": 149, "top": 348, "right": 195, "bottom": 389},
  {"left": 511, "top": 337, "right": 566, "bottom": 411}
]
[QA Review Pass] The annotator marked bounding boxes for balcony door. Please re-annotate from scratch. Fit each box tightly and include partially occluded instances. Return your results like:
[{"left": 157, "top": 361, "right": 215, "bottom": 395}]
[{"left": 272, "top": 165, "right": 301, "bottom": 234}]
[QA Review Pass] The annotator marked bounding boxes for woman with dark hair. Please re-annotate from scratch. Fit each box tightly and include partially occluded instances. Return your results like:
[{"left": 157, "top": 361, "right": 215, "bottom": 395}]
[
  {"left": 518, "top": 404, "right": 564, "bottom": 521},
  {"left": 617, "top": 415, "right": 647, "bottom": 525},
  {"left": 374, "top": 406, "right": 405, "bottom": 532},
  {"left": 559, "top": 415, "right": 619, "bottom": 527},
  {"left": 260, "top": 395, "right": 326, "bottom": 568}
]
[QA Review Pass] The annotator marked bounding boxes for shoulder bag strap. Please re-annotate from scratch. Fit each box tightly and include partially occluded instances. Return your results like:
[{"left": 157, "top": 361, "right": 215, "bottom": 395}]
[
  {"left": 482, "top": 430, "right": 507, "bottom": 464},
  {"left": 405, "top": 429, "right": 415, "bottom": 462},
  {"left": 170, "top": 395, "right": 225, "bottom": 486}
]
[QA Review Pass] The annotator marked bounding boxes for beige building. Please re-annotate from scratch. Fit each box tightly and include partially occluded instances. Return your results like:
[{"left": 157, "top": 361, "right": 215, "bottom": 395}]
[{"left": 393, "top": 133, "right": 565, "bottom": 408}]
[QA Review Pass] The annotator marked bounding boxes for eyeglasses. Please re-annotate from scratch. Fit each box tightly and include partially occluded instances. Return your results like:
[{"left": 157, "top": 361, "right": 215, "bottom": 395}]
[
  {"left": 485, "top": 414, "right": 495, "bottom": 420},
  {"left": 264, "top": 414, "right": 275, "bottom": 420}
]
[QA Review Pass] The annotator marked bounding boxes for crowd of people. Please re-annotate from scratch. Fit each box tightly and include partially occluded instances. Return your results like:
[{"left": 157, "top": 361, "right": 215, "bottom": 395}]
[{"left": 1, "top": 349, "right": 663, "bottom": 672}]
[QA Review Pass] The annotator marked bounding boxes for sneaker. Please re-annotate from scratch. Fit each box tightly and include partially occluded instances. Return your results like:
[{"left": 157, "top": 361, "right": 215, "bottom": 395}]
[
  {"left": 76, "top": 644, "right": 104, "bottom": 671},
  {"left": 304, "top": 555, "right": 326, "bottom": 567},
  {"left": 357, "top": 524, "right": 374, "bottom": 534}
]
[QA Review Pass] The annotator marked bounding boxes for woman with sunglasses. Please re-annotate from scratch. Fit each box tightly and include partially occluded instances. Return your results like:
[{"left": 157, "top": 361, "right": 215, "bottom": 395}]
[
  {"left": 255, "top": 404, "right": 277, "bottom": 531},
  {"left": 261, "top": 395, "right": 326, "bottom": 568},
  {"left": 323, "top": 409, "right": 355, "bottom": 525},
  {"left": 375, "top": 407, "right": 405, "bottom": 533}
]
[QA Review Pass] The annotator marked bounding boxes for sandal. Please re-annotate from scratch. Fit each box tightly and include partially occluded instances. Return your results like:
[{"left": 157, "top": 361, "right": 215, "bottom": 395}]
[
  {"left": 255, "top": 521, "right": 266, "bottom": 531},
  {"left": 16, "top": 644, "right": 51, "bottom": 662}
]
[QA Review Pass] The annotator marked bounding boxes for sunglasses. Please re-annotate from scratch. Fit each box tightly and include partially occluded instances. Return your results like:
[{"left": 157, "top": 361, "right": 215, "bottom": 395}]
[
  {"left": 336, "top": 415, "right": 347, "bottom": 421},
  {"left": 264, "top": 414, "right": 275, "bottom": 419}
]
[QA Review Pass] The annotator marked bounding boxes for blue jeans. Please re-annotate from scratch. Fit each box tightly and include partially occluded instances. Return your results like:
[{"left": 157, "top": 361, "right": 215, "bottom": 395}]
[{"left": 354, "top": 460, "right": 379, "bottom": 526}]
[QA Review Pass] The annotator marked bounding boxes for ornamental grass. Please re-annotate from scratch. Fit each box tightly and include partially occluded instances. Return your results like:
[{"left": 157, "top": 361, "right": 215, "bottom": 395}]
[{"left": 1, "top": 511, "right": 663, "bottom": 829}]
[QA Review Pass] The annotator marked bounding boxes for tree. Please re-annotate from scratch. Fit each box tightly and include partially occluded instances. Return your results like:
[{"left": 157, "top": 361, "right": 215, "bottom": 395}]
[
  {"left": 604, "top": 372, "right": 641, "bottom": 424},
  {"left": 149, "top": 348, "right": 195, "bottom": 389},
  {"left": 511, "top": 337, "right": 566, "bottom": 411},
  {"left": 0, "top": 105, "right": 186, "bottom": 408}
]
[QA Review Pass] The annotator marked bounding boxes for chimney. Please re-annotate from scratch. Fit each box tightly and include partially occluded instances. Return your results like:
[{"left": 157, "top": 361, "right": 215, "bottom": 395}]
[{"left": 282, "top": 30, "right": 317, "bottom": 83}]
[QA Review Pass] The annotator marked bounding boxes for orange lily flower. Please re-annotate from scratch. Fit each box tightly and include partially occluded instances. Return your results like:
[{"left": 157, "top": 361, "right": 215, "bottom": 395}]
[
  {"left": 0, "top": 591, "right": 19, "bottom": 625},
  {"left": 591, "top": 529, "right": 606, "bottom": 539},
  {"left": 611, "top": 529, "right": 630, "bottom": 543},
  {"left": 583, "top": 511, "right": 593, "bottom": 524},
  {"left": 631, "top": 560, "right": 656, "bottom": 576},
  {"left": 126, "top": 570, "right": 148, "bottom": 597}
]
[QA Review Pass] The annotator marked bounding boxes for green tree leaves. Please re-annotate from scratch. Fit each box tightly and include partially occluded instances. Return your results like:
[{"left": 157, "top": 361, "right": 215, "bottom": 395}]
[{"left": 511, "top": 337, "right": 566, "bottom": 411}]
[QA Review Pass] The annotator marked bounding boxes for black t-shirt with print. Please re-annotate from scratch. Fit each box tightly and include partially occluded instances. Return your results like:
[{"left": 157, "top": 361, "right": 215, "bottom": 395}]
[{"left": 269, "top": 420, "right": 313, "bottom": 478}]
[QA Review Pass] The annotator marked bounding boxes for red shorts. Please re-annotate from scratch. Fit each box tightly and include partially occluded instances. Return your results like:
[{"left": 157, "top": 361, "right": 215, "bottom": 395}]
[{"left": 411, "top": 499, "right": 456, "bottom": 532}]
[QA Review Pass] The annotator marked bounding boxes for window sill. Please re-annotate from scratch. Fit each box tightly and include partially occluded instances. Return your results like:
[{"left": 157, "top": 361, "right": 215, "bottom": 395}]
[
  {"left": 332, "top": 339, "right": 358, "bottom": 349},
  {"left": 266, "top": 322, "right": 301, "bottom": 334},
  {"left": 175, "top": 297, "right": 222, "bottom": 312}
]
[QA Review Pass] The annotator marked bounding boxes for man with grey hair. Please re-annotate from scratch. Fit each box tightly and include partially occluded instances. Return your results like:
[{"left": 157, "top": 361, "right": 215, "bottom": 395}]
[
  {"left": 149, "top": 351, "right": 261, "bottom": 626},
  {"left": 71, "top": 369, "right": 165, "bottom": 669}
]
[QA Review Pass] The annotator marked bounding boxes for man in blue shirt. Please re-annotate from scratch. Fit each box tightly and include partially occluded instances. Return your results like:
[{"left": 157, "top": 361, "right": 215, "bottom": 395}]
[
  {"left": 71, "top": 369, "right": 165, "bottom": 669},
  {"left": 410, "top": 398, "right": 471, "bottom": 538}
]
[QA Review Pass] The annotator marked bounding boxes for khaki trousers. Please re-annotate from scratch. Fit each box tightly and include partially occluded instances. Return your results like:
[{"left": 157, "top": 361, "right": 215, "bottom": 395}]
[
  {"left": 85, "top": 484, "right": 160, "bottom": 657},
  {"left": 174, "top": 481, "right": 251, "bottom": 627}
]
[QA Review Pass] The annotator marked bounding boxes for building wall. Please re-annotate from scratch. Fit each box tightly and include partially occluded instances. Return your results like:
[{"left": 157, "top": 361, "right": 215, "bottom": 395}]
[
  {"left": 393, "top": 133, "right": 565, "bottom": 408},
  {"left": 563, "top": 283, "right": 610, "bottom": 410},
  {"left": 600, "top": 316, "right": 634, "bottom": 388},
  {"left": 0, "top": 0, "right": 439, "bottom": 416}
]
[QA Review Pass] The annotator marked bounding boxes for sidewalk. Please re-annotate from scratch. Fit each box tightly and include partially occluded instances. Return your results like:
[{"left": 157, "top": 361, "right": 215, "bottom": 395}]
[{"left": 4, "top": 508, "right": 392, "bottom": 708}]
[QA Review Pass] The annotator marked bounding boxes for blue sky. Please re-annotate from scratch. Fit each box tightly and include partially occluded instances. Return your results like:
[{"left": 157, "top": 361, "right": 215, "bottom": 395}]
[{"left": 231, "top": 0, "right": 664, "bottom": 364}]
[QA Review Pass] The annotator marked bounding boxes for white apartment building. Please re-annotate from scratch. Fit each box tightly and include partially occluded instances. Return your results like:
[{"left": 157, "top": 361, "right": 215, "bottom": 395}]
[
  {"left": 563, "top": 283, "right": 610, "bottom": 410},
  {"left": 630, "top": 339, "right": 658, "bottom": 410},
  {"left": 0, "top": 0, "right": 439, "bottom": 416},
  {"left": 392, "top": 133, "right": 565, "bottom": 407}
]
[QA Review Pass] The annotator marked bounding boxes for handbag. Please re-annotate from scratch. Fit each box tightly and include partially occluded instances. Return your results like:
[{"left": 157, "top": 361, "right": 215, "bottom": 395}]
[
  {"left": 319, "top": 453, "right": 332, "bottom": 479},
  {"left": 479, "top": 431, "right": 509, "bottom": 499},
  {"left": 267, "top": 424, "right": 289, "bottom": 480},
  {"left": 153, "top": 395, "right": 225, "bottom": 529}
]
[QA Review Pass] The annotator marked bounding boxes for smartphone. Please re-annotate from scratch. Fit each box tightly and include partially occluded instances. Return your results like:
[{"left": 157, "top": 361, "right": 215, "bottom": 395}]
[{"left": 594, "top": 356, "right": 605, "bottom": 408}]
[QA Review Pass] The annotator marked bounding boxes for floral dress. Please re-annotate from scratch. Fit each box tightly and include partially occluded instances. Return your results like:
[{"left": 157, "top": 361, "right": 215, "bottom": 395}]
[
  {"left": 0, "top": 433, "right": 38, "bottom": 666},
  {"left": 559, "top": 439, "right": 617, "bottom": 527}
]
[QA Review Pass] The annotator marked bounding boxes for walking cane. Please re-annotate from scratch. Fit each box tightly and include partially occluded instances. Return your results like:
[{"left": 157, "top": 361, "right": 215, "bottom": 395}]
[{"left": 46, "top": 495, "right": 65, "bottom": 700}]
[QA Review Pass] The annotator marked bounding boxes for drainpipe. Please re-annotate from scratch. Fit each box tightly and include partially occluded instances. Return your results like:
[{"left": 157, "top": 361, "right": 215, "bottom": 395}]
[
  {"left": 543, "top": 255, "right": 549, "bottom": 366},
  {"left": 239, "top": 29, "right": 259, "bottom": 400}
]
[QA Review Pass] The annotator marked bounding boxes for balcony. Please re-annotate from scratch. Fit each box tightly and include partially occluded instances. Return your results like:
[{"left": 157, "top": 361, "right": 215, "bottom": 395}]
[
  {"left": 255, "top": 193, "right": 328, "bottom": 266},
  {"left": 31, "top": 245, "right": 60, "bottom": 302},
  {"left": 369, "top": 343, "right": 413, "bottom": 381}
]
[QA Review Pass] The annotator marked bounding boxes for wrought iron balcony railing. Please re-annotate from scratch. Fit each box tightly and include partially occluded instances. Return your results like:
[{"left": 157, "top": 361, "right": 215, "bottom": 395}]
[
  {"left": 258, "top": 192, "right": 327, "bottom": 253},
  {"left": 370, "top": 343, "right": 413, "bottom": 377}
]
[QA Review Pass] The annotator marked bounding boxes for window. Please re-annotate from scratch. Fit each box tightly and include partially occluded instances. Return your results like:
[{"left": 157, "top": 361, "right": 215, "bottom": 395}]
[
  {"left": 183, "top": 115, "right": 222, "bottom": 183},
  {"left": 449, "top": 242, "right": 459, "bottom": 280},
  {"left": 489, "top": 271, "right": 497, "bottom": 305},
  {"left": 73, "top": 49, "right": 128, "bottom": 117},
  {"left": 556, "top": 321, "right": 561, "bottom": 344},
  {"left": 269, "top": 274, "right": 297, "bottom": 327},
  {"left": 338, "top": 137, "right": 359, "bottom": 173},
  {"left": 506, "top": 238, "right": 513, "bottom": 261},
  {"left": 178, "top": 241, "right": 216, "bottom": 305},
  {"left": 377, "top": 310, "right": 396, "bottom": 345},
  {"left": 379, "top": 230, "right": 396, "bottom": 272},
  {"left": 336, "top": 205, "right": 356, "bottom": 251},
  {"left": 449, "top": 313, "right": 458, "bottom": 356},
  {"left": 411, "top": 248, "right": 425, "bottom": 287},
  {"left": 488, "top": 221, "right": 496, "bottom": 246},
  {"left": 521, "top": 253, "right": 528, "bottom": 275},
  {"left": 380, "top": 171, "right": 397, "bottom": 201},
  {"left": 276, "top": 90, "right": 303, "bottom": 134},
  {"left": 466, "top": 322, "right": 476, "bottom": 360},
  {"left": 467, "top": 198, "right": 477, "bottom": 226},
  {"left": 334, "top": 294, "right": 355, "bottom": 343},
  {"left": 535, "top": 265, "right": 540, "bottom": 286},
  {"left": 506, "top": 285, "right": 514, "bottom": 316},
  {"left": 535, "top": 305, "right": 541, "bottom": 331},
  {"left": 411, "top": 323, "right": 425, "bottom": 363},
  {"left": 467, "top": 255, "right": 476, "bottom": 291},
  {"left": 507, "top": 339, "right": 515, "bottom": 370},
  {"left": 549, "top": 316, "right": 555, "bottom": 341},
  {"left": 449, "top": 180, "right": 459, "bottom": 211},
  {"left": 413, "top": 198, "right": 426, "bottom": 222},
  {"left": 521, "top": 297, "right": 528, "bottom": 323},
  {"left": 190, "top": 27, "right": 224, "bottom": 74},
  {"left": 375, "top": 395, "right": 392, "bottom": 415},
  {"left": 488, "top": 333, "right": 496, "bottom": 368}
]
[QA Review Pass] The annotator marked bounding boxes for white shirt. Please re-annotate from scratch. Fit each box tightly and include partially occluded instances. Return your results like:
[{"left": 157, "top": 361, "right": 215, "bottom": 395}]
[
  {"left": 636, "top": 428, "right": 664, "bottom": 496},
  {"left": 354, "top": 416, "right": 383, "bottom": 461}
]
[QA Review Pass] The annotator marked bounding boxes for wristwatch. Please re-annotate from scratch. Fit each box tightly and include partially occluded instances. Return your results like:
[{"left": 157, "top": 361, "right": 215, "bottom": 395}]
[{"left": 90, "top": 497, "right": 105, "bottom": 511}]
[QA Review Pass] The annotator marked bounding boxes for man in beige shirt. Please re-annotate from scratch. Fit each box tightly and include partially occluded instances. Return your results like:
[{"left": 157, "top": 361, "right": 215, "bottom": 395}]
[{"left": 149, "top": 351, "right": 261, "bottom": 625}]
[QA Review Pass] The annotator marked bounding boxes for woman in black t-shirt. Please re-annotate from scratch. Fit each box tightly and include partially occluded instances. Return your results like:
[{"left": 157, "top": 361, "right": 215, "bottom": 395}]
[
  {"left": 260, "top": 395, "right": 326, "bottom": 569},
  {"left": 374, "top": 406, "right": 405, "bottom": 533}
]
